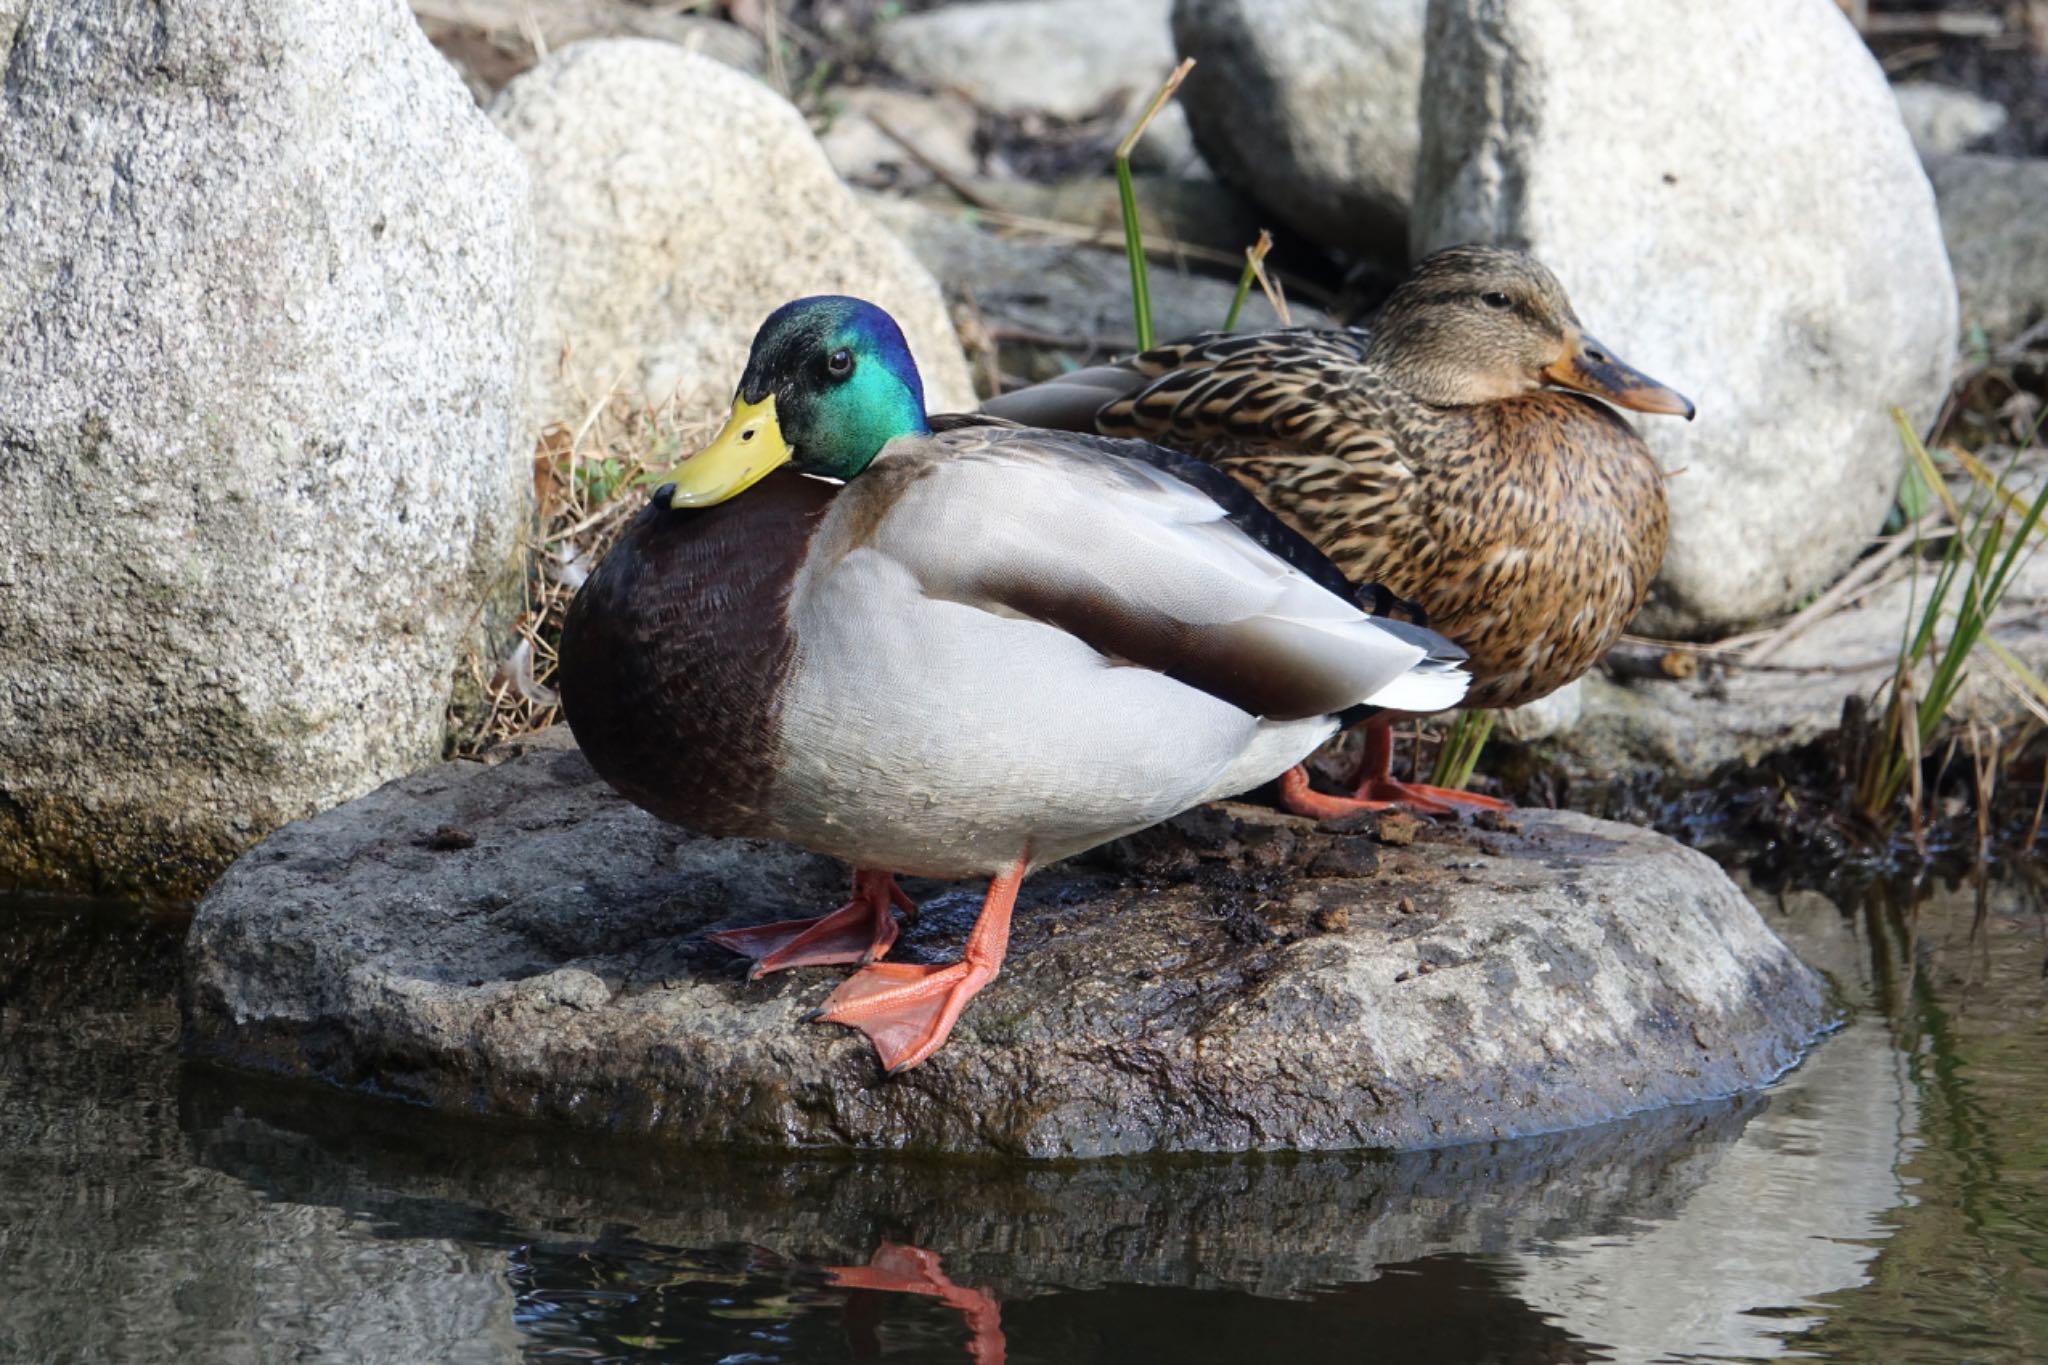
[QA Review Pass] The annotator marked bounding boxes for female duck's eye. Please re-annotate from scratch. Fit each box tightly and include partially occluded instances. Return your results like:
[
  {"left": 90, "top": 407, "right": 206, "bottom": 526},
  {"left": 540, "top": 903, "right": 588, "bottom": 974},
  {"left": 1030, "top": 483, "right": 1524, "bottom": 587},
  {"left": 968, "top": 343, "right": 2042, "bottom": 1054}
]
[
  {"left": 826, "top": 348, "right": 854, "bottom": 377},
  {"left": 1480, "top": 291, "right": 1512, "bottom": 310}
]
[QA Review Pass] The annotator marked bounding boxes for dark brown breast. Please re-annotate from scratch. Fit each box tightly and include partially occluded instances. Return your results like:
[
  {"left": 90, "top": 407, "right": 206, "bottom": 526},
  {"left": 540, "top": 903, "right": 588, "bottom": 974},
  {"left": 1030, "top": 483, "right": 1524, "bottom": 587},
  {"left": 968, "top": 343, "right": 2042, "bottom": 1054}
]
[{"left": 556, "top": 471, "right": 837, "bottom": 836}]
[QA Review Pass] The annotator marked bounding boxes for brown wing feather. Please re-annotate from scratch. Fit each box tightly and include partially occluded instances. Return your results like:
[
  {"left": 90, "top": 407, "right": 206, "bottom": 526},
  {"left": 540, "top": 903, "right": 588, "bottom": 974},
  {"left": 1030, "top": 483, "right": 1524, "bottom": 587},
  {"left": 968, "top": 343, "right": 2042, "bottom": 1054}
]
[{"left": 1090, "top": 328, "right": 1669, "bottom": 710}]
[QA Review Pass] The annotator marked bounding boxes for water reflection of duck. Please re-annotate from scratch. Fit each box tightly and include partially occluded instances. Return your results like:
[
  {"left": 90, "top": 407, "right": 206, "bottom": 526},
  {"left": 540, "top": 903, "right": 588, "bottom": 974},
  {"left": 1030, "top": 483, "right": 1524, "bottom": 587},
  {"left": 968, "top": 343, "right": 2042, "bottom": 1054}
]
[
  {"left": 831, "top": 1243, "right": 1005, "bottom": 1364},
  {"left": 176, "top": 1060, "right": 1788, "bottom": 1363},
  {"left": 555, "top": 295, "right": 1468, "bottom": 1072},
  {"left": 986, "top": 246, "right": 1694, "bottom": 817}
]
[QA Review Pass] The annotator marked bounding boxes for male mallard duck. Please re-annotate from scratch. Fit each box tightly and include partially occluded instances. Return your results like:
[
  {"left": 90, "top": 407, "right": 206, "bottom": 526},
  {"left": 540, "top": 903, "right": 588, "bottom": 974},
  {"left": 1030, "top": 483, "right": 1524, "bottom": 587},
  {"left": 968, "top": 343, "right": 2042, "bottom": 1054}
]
[
  {"left": 983, "top": 245, "right": 1695, "bottom": 818},
  {"left": 555, "top": 296, "right": 1469, "bottom": 1072}
]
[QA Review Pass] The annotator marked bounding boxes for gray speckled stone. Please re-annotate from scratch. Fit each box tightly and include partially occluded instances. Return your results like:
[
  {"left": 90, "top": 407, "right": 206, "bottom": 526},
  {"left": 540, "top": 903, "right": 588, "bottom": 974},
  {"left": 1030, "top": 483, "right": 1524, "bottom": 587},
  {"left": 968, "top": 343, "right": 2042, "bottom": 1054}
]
[
  {"left": 0, "top": 0, "right": 532, "bottom": 897},
  {"left": 883, "top": 0, "right": 1199, "bottom": 174},
  {"left": 183, "top": 729, "right": 1826, "bottom": 1157}
]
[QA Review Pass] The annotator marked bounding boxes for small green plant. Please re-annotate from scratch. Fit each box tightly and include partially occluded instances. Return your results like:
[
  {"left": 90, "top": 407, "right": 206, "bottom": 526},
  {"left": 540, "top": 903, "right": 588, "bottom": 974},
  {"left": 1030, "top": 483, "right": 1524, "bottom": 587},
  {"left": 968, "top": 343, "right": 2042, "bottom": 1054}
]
[
  {"left": 1223, "top": 231, "right": 1275, "bottom": 334},
  {"left": 1852, "top": 408, "right": 2048, "bottom": 837},
  {"left": 1112, "top": 58, "right": 1193, "bottom": 351},
  {"left": 1430, "top": 709, "right": 1495, "bottom": 792},
  {"left": 573, "top": 455, "right": 631, "bottom": 506}
]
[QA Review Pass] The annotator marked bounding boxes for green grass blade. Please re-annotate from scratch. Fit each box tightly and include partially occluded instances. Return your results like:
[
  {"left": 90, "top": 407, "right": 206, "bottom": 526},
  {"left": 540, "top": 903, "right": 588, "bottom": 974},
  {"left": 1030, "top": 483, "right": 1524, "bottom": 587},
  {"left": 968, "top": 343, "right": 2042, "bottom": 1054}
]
[
  {"left": 1429, "top": 709, "right": 1495, "bottom": 791},
  {"left": 1112, "top": 59, "right": 1194, "bottom": 353},
  {"left": 1223, "top": 230, "right": 1273, "bottom": 333},
  {"left": 1116, "top": 158, "right": 1153, "bottom": 351}
]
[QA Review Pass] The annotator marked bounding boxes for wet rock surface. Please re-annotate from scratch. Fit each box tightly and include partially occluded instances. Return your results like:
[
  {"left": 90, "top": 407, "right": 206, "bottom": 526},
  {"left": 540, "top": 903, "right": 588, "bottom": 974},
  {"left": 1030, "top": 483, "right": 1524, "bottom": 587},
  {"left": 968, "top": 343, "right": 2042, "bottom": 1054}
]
[
  {"left": 187, "top": 1065, "right": 1764, "bottom": 1305},
  {"left": 184, "top": 729, "right": 1826, "bottom": 1158}
]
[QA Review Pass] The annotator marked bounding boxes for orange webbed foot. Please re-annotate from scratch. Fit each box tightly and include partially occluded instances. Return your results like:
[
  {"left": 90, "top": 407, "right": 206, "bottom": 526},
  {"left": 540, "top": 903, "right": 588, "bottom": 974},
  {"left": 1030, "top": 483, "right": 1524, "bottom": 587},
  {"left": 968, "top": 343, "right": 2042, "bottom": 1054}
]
[
  {"left": 1278, "top": 766, "right": 1512, "bottom": 821},
  {"left": 706, "top": 869, "right": 910, "bottom": 978},
  {"left": 1352, "top": 775, "right": 1512, "bottom": 815},
  {"left": 810, "top": 856, "right": 1026, "bottom": 1073},
  {"left": 810, "top": 959, "right": 996, "bottom": 1073}
]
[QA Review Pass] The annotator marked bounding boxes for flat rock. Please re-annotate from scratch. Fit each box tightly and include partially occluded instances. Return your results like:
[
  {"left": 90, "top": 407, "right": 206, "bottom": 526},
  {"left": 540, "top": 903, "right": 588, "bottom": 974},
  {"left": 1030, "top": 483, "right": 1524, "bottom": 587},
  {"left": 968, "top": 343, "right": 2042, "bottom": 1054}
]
[
  {"left": 493, "top": 40, "right": 975, "bottom": 426},
  {"left": 0, "top": 0, "right": 531, "bottom": 897},
  {"left": 183, "top": 729, "right": 1827, "bottom": 1159},
  {"left": 1172, "top": 0, "right": 1426, "bottom": 264},
  {"left": 1928, "top": 153, "right": 2048, "bottom": 343},
  {"left": 1415, "top": 0, "right": 1957, "bottom": 637}
]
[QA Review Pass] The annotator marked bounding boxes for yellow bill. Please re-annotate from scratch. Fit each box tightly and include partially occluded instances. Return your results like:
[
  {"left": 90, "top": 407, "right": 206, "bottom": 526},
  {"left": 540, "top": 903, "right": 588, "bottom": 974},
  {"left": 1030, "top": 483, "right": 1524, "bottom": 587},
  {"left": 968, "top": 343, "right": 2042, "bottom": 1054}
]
[{"left": 666, "top": 395, "right": 793, "bottom": 508}]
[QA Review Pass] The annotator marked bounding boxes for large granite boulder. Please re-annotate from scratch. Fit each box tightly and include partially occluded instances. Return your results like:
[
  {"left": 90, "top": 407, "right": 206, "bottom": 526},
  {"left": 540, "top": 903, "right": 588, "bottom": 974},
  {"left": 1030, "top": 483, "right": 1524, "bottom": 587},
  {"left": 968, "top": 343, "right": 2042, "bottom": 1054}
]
[
  {"left": 1172, "top": 0, "right": 1426, "bottom": 264},
  {"left": 183, "top": 729, "right": 1827, "bottom": 1158},
  {"left": 1415, "top": 0, "right": 1958, "bottom": 637},
  {"left": 0, "top": 0, "right": 532, "bottom": 899},
  {"left": 1928, "top": 153, "right": 2048, "bottom": 344},
  {"left": 495, "top": 40, "right": 975, "bottom": 426}
]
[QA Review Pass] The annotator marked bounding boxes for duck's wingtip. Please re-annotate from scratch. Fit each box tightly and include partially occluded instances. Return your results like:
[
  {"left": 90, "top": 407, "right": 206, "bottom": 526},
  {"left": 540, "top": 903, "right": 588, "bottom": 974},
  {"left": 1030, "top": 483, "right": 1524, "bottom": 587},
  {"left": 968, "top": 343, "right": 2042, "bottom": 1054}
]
[
  {"left": 1359, "top": 664, "right": 1471, "bottom": 715},
  {"left": 1366, "top": 614, "right": 1470, "bottom": 666}
]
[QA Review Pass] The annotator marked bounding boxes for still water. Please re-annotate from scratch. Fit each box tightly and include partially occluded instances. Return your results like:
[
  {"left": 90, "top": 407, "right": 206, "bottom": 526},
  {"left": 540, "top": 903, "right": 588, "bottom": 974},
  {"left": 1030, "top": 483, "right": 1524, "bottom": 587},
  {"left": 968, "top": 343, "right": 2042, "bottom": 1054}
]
[{"left": 2, "top": 856, "right": 2044, "bottom": 1364}]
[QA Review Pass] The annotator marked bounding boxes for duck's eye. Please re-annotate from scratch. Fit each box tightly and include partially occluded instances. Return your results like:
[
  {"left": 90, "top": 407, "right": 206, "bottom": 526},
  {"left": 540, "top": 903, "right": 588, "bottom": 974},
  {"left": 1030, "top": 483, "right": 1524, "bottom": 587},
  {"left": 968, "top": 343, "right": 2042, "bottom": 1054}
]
[
  {"left": 826, "top": 347, "right": 854, "bottom": 378},
  {"left": 1480, "top": 291, "right": 1512, "bottom": 310}
]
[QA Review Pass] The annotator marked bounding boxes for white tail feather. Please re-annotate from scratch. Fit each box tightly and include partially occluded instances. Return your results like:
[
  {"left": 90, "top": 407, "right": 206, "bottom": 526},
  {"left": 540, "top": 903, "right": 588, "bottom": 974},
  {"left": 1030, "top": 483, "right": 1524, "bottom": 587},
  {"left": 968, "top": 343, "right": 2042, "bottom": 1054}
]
[{"left": 1360, "top": 663, "right": 1469, "bottom": 714}]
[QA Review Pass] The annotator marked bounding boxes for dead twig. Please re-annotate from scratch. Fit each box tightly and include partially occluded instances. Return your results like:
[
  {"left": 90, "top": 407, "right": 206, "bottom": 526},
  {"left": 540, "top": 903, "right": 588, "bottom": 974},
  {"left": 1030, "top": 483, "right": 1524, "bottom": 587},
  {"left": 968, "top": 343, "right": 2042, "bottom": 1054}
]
[
  {"left": 868, "top": 112, "right": 997, "bottom": 210},
  {"left": 1742, "top": 517, "right": 1945, "bottom": 666},
  {"left": 1856, "top": 11, "right": 2004, "bottom": 38}
]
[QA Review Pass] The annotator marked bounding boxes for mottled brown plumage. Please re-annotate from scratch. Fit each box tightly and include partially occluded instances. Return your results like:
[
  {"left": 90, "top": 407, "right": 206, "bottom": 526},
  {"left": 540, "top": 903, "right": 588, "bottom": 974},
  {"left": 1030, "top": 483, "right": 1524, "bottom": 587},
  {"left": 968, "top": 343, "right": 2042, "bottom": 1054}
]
[{"left": 993, "top": 246, "right": 1691, "bottom": 715}]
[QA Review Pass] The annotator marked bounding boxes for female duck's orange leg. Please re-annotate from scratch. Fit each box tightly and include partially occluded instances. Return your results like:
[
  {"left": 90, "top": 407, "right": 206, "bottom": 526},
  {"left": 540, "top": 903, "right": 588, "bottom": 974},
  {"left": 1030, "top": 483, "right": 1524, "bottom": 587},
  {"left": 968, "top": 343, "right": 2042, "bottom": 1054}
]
[
  {"left": 827, "top": 1243, "right": 1006, "bottom": 1364},
  {"left": 1279, "top": 718, "right": 1512, "bottom": 820},
  {"left": 707, "top": 868, "right": 912, "bottom": 979},
  {"left": 810, "top": 854, "right": 1027, "bottom": 1073}
]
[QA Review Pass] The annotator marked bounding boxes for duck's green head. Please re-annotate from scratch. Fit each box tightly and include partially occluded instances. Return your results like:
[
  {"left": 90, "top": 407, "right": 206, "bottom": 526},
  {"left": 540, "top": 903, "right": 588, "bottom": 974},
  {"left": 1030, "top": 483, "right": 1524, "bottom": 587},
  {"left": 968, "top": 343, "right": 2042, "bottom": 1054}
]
[{"left": 663, "top": 296, "right": 932, "bottom": 508}]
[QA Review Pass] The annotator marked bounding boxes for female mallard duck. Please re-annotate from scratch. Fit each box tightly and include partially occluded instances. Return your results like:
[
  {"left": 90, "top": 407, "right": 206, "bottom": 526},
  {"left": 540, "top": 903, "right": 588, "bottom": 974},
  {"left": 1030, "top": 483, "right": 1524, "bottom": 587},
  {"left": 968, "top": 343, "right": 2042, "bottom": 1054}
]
[
  {"left": 984, "top": 245, "right": 1694, "bottom": 818},
  {"left": 555, "top": 296, "right": 1469, "bottom": 1073}
]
